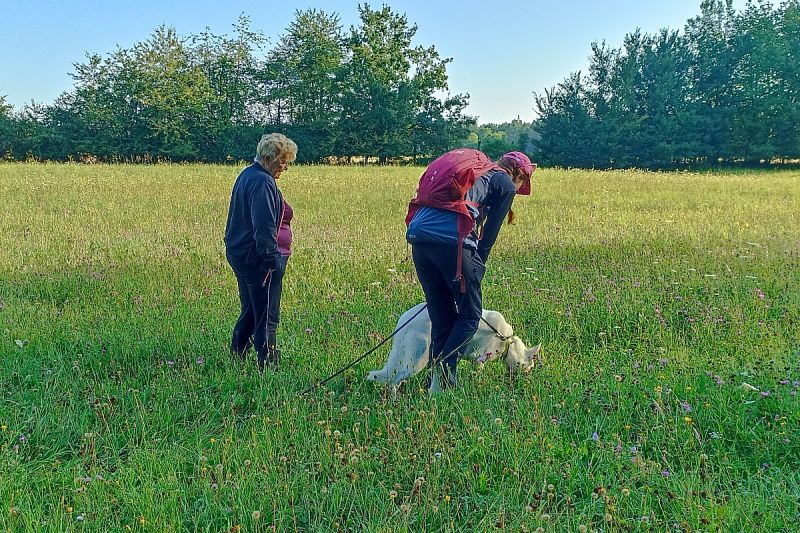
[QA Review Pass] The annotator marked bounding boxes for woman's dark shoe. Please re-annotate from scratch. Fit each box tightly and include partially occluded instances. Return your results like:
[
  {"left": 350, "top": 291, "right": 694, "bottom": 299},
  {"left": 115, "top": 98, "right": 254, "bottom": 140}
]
[
  {"left": 428, "top": 364, "right": 458, "bottom": 394},
  {"left": 231, "top": 339, "right": 252, "bottom": 362},
  {"left": 258, "top": 346, "right": 281, "bottom": 373}
]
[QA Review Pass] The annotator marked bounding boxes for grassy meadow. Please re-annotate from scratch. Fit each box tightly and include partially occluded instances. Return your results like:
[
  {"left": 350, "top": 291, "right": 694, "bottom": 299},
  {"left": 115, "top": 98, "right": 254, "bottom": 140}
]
[{"left": 0, "top": 162, "right": 799, "bottom": 531}]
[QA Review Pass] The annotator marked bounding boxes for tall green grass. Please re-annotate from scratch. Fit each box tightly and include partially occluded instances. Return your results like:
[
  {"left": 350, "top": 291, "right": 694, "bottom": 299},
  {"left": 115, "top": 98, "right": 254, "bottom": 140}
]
[{"left": 1, "top": 163, "right": 798, "bottom": 531}]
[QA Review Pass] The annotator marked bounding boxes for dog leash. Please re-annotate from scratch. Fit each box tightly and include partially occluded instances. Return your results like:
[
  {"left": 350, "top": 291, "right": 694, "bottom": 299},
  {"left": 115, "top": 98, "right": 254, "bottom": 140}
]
[
  {"left": 281, "top": 306, "right": 515, "bottom": 404},
  {"left": 480, "top": 316, "right": 514, "bottom": 342},
  {"left": 299, "top": 310, "right": 515, "bottom": 395},
  {"left": 294, "top": 303, "right": 429, "bottom": 398}
]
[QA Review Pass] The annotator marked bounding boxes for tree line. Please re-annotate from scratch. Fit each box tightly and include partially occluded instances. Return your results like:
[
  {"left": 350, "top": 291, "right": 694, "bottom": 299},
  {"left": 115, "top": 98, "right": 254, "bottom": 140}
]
[
  {"left": 0, "top": 5, "right": 477, "bottom": 164},
  {"left": 534, "top": 0, "right": 800, "bottom": 168},
  {"left": 2, "top": 1, "right": 797, "bottom": 168}
]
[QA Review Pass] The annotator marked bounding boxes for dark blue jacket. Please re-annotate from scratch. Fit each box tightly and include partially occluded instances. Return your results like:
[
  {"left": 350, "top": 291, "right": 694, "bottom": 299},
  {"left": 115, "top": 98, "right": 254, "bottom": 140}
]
[
  {"left": 224, "top": 162, "right": 284, "bottom": 273},
  {"left": 407, "top": 169, "right": 516, "bottom": 263}
]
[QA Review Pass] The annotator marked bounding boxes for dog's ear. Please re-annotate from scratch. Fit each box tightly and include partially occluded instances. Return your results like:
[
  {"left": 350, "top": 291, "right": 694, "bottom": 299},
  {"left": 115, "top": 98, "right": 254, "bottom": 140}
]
[{"left": 525, "top": 344, "right": 542, "bottom": 364}]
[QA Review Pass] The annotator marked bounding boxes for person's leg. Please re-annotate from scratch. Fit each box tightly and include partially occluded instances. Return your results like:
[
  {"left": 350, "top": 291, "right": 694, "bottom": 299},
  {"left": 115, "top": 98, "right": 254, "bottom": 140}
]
[
  {"left": 246, "top": 274, "right": 271, "bottom": 372},
  {"left": 438, "top": 247, "right": 485, "bottom": 386},
  {"left": 229, "top": 262, "right": 254, "bottom": 359},
  {"left": 229, "top": 254, "right": 273, "bottom": 372},
  {"left": 266, "top": 255, "right": 288, "bottom": 363},
  {"left": 412, "top": 243, "right": 460, "bottom": 390},
  {"left": 412, "top": 244, "right": 457, "bottom": 362}
]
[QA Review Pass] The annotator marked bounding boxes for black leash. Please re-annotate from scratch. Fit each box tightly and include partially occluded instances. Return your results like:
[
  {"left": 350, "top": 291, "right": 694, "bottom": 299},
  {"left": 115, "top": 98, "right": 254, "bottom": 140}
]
[
  {"left": 421, "top": 316, "right": 515, "bottom": 379},
  {"left": 480, "top": 315, "right": 513, "bottom": 341},
  {"left": 291, "top": 307, "right": 512, "bottom": 401},
  {"left": 295, "top": 303, "right": 429, "bottom": 397}
]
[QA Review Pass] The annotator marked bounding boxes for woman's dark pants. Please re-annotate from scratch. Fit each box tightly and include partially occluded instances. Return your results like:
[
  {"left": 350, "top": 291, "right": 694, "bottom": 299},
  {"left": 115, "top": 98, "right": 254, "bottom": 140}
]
[
  {"left": 227, "top": 254, "right": 288, "bottom": 371},
  {"left": 411, "top": 243, "right": 485, "bottom": 388}
]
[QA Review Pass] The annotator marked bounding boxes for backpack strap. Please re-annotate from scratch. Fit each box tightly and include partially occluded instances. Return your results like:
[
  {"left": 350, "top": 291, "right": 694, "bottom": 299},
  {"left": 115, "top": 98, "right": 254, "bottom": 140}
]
[
  {"left": 466, "top": 200, "right": 487, "bottom": 241},
  {"left": 454, "top": 212, "right": 476, "bottom": 293},
  {"left": 454, "top": 236, "right": 466, "bottom": 293}
]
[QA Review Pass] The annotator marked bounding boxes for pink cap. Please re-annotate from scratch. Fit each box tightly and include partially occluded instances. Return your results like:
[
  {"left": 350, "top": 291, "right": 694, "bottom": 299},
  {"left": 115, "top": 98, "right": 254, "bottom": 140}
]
[{"left": 502, "top": 151, "right": 536, "bottom": 195}]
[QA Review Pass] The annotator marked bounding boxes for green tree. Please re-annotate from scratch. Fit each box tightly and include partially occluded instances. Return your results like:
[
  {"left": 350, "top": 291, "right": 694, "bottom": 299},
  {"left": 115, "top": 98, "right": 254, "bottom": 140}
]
[
  {"left": 683, "top": 0, "right": 738, "bottom": 163},
  {"left": 463, "top": 124, "right": 512, "bottom": 159},
  {"left": 0, "top": 96, "right": 13, "bottom": 158},
  {"left": 774, "top": 0, "right": 800, "bottom": 161},
  {"left": 191, "top": 16, "right": 268, "bottom": 160},
  {"left": 123, "top": 26, "right": 217, "bottom": 159},
  {"left": 337, "top": 4, "right": 469, "bottom": 163},
  {"left": 535, "top": 0, "right": 800, "bottom": 168},
  {"left": 535, "top": 72, "right": 600, "bottom": 167},
  {"left": 264, "top": 9, "right": 345, "bottom": 162},
  {"left": 411, "top": 93, "right": 474, "bottom": 163},
  {"left": 58, "top": 27, "right": 219, "bottom": 160}
]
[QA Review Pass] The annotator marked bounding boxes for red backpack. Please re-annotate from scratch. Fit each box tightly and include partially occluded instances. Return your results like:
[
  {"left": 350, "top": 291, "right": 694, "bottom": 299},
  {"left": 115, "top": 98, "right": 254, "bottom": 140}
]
[{"left": 406, "top": 148, "right": 501, "bottom": 290}]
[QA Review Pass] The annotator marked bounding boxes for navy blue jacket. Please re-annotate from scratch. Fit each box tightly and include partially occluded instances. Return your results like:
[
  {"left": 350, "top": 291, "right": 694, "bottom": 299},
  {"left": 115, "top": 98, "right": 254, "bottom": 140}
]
[
  {"left": 407, "top": 169, "right": 516, "bottom": 263},
  {"left": 224, "top": 162, "right": 284, "bottom": 273}
]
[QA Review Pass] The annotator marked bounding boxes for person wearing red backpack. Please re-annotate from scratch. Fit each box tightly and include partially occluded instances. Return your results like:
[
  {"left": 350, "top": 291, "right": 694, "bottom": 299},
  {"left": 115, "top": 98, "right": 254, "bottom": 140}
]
[
  {"left": 406, "top": 150, "right": 535, "bottom": 391},
  {"left": 225, "top": 133, "right": 297, "bottom": 373}
]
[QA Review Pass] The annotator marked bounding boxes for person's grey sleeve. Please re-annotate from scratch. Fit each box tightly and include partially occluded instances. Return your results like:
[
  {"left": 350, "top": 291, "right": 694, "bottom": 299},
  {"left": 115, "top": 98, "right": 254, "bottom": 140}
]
[{"left": 476, "top": 176, "right": 516, "bottom": 264}]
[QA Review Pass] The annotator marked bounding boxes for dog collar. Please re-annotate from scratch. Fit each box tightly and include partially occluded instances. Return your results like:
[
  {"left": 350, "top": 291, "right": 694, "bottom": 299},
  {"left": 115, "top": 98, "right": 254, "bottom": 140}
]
[{"left": 499, "top": 336, "right": 516, "bottom": 361}]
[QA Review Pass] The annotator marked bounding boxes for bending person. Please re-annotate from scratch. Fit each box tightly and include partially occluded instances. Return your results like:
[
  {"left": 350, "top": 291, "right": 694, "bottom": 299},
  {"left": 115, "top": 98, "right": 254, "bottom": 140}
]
[{"left": 406, "top": 151, "right": 535, "bottom": 391}]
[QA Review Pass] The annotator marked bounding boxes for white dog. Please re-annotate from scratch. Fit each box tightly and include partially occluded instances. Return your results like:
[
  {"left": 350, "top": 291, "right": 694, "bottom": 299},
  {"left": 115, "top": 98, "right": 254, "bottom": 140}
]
[{"left": 367, "top": 303, "right": 541, "bottom": 388}]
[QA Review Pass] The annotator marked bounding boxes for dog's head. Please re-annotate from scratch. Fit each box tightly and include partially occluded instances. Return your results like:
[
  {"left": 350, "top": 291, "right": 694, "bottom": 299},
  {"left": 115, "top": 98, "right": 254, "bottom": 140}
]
[{"left": 503, "top": 338, "right": 542, "bottom": 374}]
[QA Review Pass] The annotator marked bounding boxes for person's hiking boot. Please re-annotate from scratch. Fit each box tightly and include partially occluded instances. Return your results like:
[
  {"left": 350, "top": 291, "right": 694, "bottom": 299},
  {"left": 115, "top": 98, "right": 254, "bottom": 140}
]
[
  {"left": 428, "top": 363, "right": 458, "bottom": 394},
  {"left": 231, "top": 340, "right": 252, "bottom": 362},
  {"left": 268, "top": 347, "right": 281, "bottom": 368},
  {"left": 258, "top": 346, "right": 280, "bottom": 373}
]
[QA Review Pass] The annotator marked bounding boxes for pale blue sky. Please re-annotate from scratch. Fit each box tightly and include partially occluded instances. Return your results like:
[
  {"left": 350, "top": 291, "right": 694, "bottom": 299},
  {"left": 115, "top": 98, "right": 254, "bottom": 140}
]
[{"left": 0, "top": 0, "right": 747, "bottom": 124}]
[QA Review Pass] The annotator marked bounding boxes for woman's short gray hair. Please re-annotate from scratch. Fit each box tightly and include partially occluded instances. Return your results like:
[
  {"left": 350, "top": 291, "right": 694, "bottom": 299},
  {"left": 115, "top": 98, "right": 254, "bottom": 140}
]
[{"left": 256, "top": 133, "right": 298, "bottom": 164}]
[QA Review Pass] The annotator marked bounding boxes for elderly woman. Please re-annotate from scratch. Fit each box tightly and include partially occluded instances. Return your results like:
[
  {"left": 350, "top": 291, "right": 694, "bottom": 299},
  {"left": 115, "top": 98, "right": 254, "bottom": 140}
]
[{"left": 224, "top": 133, "right": 297, "bottom": 372}]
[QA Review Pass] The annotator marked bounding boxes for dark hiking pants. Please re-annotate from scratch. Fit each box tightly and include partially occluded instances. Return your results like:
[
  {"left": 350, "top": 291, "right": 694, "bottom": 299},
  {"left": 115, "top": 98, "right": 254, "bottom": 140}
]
[
  {"left": 411, "top": 242, "right": 485, "bottom": 386},
  {"left": 227, "top": 253, "right": 288, "bottom": 366}
]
